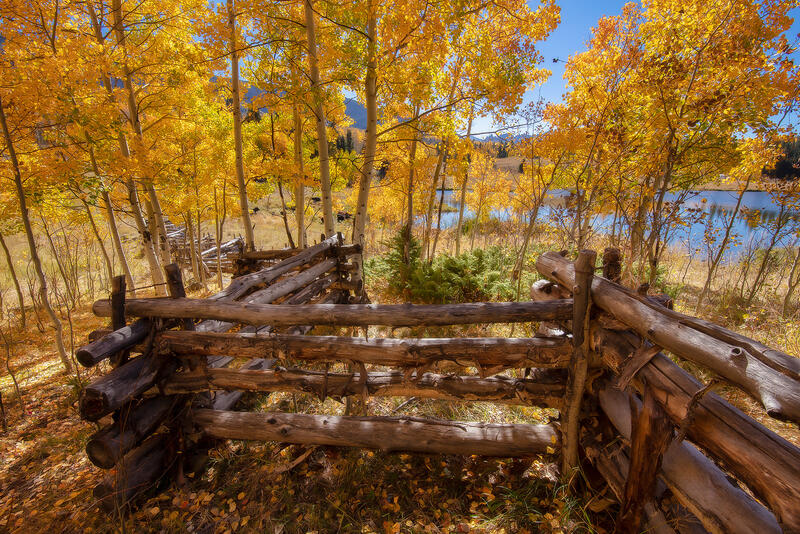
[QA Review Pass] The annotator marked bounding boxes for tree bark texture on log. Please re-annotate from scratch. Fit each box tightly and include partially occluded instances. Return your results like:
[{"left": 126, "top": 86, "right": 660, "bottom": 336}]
[
  {"left": 77, "top": 320, "right": 152, "bottom": 367},
  {"left": 80, "top": 245, "right": 339, "bottom": 364},
  {"left": 164, "top": 368, "right": 566, "bottom": 408},
  {"left": 201, "top": 358, "right": 275, "bottom": 411},
  {"left": 192, "top": 257, "right": 339, "bottom": 333},
  {"left": 561, "top": 249, "right": 595, "bottom": 477},
  {"left": 598, "top": 384, "right": 781, "bottom": 534},
  {"left": 93, "top": 432, "right": 174, "bottom": 512},
  {"left": 193, "top": 409, "right": 560, "bottom": 457},
  {"left": 79, "top": 353, "right": 177, "bottom": 422},
  {"left": 92, "top": 298, "right": 574, "bottom": 327},
  {"left": 617, "top": 387, "right": 674, "bottom": 533},
  {"left": 536, "top": 251, "right": 800, "bottom": 422},
  {"left": 208, "top": 234, "right": 339, "bottom": 302},
  {"left": 158, "top": 332, "right": 573, "bottom": 370},
  {"left": 86, "top": 395, "right": 180, "bottom": 469},
  {"left": 592, "top": 325, "right": 800, "bottom": 532}
]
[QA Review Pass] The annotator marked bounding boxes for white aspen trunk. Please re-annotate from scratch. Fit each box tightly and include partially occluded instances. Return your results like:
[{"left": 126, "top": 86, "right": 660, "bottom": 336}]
[
  {"left": 0, "top": 95, "right": 71, "bottom": 373},
  {"left": 455, "top": 112, "right": 474, "bottom": 256},
  {"left": 98, "top": 1, "right": 166, "bottom": 294},
  {"left": 351, "top": 1, "right": 377, "bottom": 250},
  {"left": 0, "top": 232, "right": 26, "bottom": 328},
  {"left": 293, "top": 103, "right": 307, "bottom": 249},
  {"left": 227, "top": 0, "right": 256, "bottom": 251},
  {"left": 304, "top": 0, "right": 334, "bottom": 237}
]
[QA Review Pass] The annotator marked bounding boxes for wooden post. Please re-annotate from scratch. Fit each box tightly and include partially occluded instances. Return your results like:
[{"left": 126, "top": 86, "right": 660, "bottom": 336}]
[
  {"left": 164, "top": 264, "right": 194, "bottom": 331},
  {"left": 561, "top": 249, "right": 595, "bottom": 480},
  {"left": 617, "top": 388, "right": 673, "bottom": 533},
  {"left": 602, "top": 247, "right": 621, "bottom": 283},
  {"left": 109, "top": 275, "right": 128, "bottom": 366}
]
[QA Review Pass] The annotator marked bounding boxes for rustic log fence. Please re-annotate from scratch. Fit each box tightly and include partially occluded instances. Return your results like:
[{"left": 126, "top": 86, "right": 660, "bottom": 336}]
[{"left": 75, "top": 239, "right": 800, "bottom": 532}]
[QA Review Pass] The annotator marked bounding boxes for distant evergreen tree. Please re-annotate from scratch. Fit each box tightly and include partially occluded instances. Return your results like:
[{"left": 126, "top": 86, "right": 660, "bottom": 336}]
[
  {"left": 765, "top": 138, "right": 800, "bottom": 180},
  {"left": 346, "top": 129, "right": 353, "bottom": 152},
  {"left": 518, "top": 161, "right": 524, "bottom": 173},
  {"left": 497, "top": 143, "right": 508, "bottom": 158}
]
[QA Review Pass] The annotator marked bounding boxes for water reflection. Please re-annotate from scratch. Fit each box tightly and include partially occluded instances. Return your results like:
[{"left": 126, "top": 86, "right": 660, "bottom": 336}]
[{"left": 425, "top": 188, "right": 799, "bottom": 258}]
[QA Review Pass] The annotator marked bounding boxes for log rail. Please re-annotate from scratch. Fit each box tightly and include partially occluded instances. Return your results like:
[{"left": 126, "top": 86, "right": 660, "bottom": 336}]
[{"left": 72, "top": 240, "right": 800, "bottom": 533}]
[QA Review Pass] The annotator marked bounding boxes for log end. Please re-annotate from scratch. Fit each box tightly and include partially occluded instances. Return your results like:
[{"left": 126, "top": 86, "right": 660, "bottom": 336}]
[{"left": 86, "top": 438, "right": 118, "bottom": 469}]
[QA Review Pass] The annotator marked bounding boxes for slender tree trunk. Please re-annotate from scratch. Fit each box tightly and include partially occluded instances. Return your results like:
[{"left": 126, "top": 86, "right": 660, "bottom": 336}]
[
  {"left": 186, "top": 213, "right": 201, "bottom": 283},
  {"left": 455, "top": 113, "right": 474, "bottom": 256},
  {"left": 99, "top": 2, "right": 166, "bottom": 294},
  {"left": 403, "top": 116, "right": 419, "bottom": 264},
  {"left": 352, "top": 1, "right": 378, "bottom": 250},
  {"left": 429, "top": 155, "right": 450, "bottom": 261},
  {"left": 745, "top": 207, "right": 785, "bottom": 308},
  {"left": 214, "top": 185, "right": 226, "bottom": 289},
  {"left": 226, "top": 0, "right": 256, "bottom": 251},
  {"left": 39, "top": 216, "right": 75, "bottom": 309},
  {"left": 196, "top": 211, "right": 208, "bottom": 290},
  {"left": 304, "top": 0, "right": 334, "bottom": 237},
  {"left": 88, "top": 140, "right": 135, "bottom": 295},
  {"left": 783, "top": 243, "right": 800, "bottom": 316},
  {"left": 0, "top": 232, "right": 25, "bottom": 328},
  {"left": 0, "top": 95, "right": 71, "bottom": 373},
  {"left": 293, "top": 102, "right": 307, "bottom": 249},
  {"left": 696, "top": 179, "right": 749, "bottom": 312},
  {"left": 278, "top": 180, "right": 296, "bottom": 248},
  {"left": 110, "top": 0, "right": 173, "bottom": 266},
  {"left": 82, "top": 199, "right": 114, "bottom": 286},
  {"left": 422, "top": 146, "right": 447, "bottom": 260}
]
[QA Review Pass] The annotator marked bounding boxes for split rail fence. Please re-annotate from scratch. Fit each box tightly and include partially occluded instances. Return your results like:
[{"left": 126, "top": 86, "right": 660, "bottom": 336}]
[{"left": 75, "top": 237, "right": 800, "bottom": 533}]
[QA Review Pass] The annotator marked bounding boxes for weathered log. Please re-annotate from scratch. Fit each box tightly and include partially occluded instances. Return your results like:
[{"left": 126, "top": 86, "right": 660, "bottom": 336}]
[
  {"left": 562, "top": 249, "right": 595, "bottom": 477},
  {"left": 79, "top": 354, "right": 177, "bottom": 422},
  {"left": 536, "top": 251, "right": 800, "bottom": 422},
  {"left": 598, "top": 384, "right": 781, "bottom": 534},
  {"left": 239, "top": 248, "right": 297, "bottom": 261},
  {"left": 193, "top": 409, "right": 560, "bottom": 457},
  {"left": 93, "top": 298, "right": 574, "bottom": 327},
  {"left": 77, "top": 320, "right": 151, "bottom": 367},
  {"left": 110, "top": 275, "right": 128, "bottom": 366},
  {"left": 618, "top": 387, "right": 673, "bottom": 533},
  {"left": 164, "top": 263, "right": 194, "bottom": 331},
  {"left": 165, "top": 368, "right": 566, "bottom": 408},
  {"left": 205, "top": 358, "right": 275, "bottom": 411},
  {"left": 158, "top": 331, "right": 573, "bottom": 369},
  {"left": 88, "top": 328, "right": 112, "bottom": 341},
  {"left": 592, "top": 325, "right": 800, "bottom": 531},
  {"left": 86, "top": 396, "right": 179, "bottom": 469},
  {"left": 193, "top": 258, "right": 338, "bottom": 333},
  {"left": 209, "top": 234, "right": 339, "bottom": 301},
  {"left": 93, "top": 433, "right": 174, "bottom": 511}
]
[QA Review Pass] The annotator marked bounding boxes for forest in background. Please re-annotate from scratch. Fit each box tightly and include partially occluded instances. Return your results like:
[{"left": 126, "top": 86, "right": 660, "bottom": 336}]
[{"left": 1, "top": 0, "right": 800, "bottom": 531}]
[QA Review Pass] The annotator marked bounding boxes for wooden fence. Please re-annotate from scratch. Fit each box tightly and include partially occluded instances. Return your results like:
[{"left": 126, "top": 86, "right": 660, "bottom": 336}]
[{"left": 75, "top": 238, "right": 800, "bottom": 533}]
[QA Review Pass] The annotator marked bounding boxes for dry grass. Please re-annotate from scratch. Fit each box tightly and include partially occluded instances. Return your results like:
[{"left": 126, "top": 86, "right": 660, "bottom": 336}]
[{"left": 0, "top": 213, "right": 797, "bottom": 533}]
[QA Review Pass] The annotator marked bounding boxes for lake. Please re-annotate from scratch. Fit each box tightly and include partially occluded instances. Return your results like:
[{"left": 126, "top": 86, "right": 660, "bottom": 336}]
[{"left": 427, "top": 188, "right": 799, "bottom": 258}]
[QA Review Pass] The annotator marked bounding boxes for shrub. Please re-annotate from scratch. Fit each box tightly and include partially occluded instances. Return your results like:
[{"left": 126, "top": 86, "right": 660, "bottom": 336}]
[{"left": 365, "top": 231, "right": 528, "bottom": 303}]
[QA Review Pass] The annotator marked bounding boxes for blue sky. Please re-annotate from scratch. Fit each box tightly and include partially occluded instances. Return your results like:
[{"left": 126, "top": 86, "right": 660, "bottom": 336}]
[{"left": 470, "top": 0, "right": 800, "bottom": 135}]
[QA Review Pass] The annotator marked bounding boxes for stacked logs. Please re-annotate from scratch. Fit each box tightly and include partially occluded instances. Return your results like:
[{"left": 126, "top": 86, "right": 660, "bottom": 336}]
[
  {"left": 75, "top": 241, "right": 800, "bottom": 534},
  {"left": 78, "top": 234, "right": 363, "bottom": 510},
  {"left": 532, "top": 250, "right": 800, "bottom": 533}
]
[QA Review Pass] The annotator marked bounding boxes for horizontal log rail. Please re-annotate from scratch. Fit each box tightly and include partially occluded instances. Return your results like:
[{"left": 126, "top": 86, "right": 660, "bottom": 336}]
[
  {"left": 158, "top": 332, "right": 573, "bottom": 369},
  {"left": 598, "top": 385, "right": 781, "bottom": 534},
  {"left": 592, "top": 325, "right": 800, "bottom": 531},
  {"left": 193, "top": 409, "right": 560, "bottom": 457},
  {"left": 92, "top": 298, "right": 574, "bottom": 327},
  {"left": 209, "top": 234, "right": 340, "bottom": 302},
  {"left": 164, "top": 368, "right": 566, "bottom": 408},
  {"left": 537, "top": 251, "right": 800, "bottom": 422}
]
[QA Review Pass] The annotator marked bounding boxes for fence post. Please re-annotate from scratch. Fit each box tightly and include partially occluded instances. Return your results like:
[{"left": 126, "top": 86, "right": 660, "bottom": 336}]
[
  {"left": 562, "top": 249, "right": 596, "bottom": 481},
  {"left": 109, "top": 275, "right": 128, "bottom": 366},
  {"left": 164, "top": 264, "right": 194, "bottom": 331}
]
